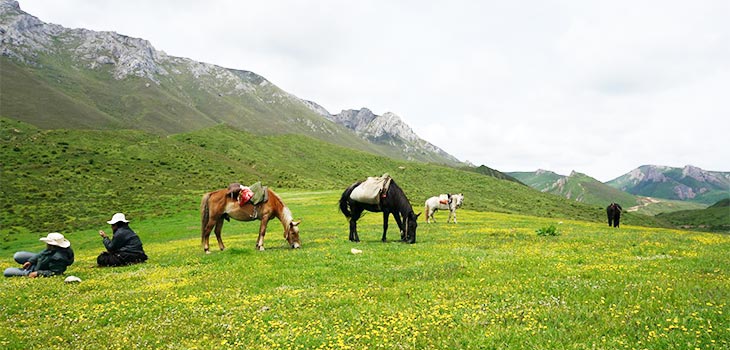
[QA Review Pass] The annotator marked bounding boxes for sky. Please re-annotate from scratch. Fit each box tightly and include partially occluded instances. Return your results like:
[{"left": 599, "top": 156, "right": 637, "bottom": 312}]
[{"left": 16, "top": 0, "right": 730, "bottom": 181}]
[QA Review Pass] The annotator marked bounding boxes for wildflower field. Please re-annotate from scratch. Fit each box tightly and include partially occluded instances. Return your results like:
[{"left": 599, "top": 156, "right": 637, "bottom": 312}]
[{"left": 1, "top": 191, "right": 728, "bottom": 349}]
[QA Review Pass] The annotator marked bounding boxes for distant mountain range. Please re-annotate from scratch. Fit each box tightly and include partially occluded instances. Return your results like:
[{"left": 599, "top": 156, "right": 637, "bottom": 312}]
[
  {"left": 0, "top": 0, "right": 461, "bottom": 166},
  {"left": 606, "top": 165, "right": 730, "bottom": 205},
  {"left": 508, "top": 165, "right": 727, "bottom": 215}
]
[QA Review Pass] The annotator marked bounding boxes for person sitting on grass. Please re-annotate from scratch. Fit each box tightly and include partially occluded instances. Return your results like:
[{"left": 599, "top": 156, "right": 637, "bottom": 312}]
[
  {"left": 97, "top": 213, "right": 148, "bottom": 267},
  {"left": 4, "top": 232, "right": 75, "bottom": 278}
]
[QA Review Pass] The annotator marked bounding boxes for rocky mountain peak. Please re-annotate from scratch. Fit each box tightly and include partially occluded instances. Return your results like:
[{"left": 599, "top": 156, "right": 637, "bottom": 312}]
[
  {"left": 1, "top": 0, "right": 169, "bottom": 82},
  {"left": 331, "top": 108, "right": 421, "bottom": 143},
  {"left": 329, "top": 108, "right": 461, "bottom": 165}
]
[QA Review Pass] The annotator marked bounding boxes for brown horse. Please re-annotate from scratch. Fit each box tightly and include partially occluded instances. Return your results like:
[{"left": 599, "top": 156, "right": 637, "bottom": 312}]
[{"left": 200, "top": 187, "right": 301, "bottom": 253}]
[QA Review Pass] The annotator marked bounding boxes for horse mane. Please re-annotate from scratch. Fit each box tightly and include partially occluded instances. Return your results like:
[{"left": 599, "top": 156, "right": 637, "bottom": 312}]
[{"left": 386, "top": 180, "right": 414, "bottom": 216}]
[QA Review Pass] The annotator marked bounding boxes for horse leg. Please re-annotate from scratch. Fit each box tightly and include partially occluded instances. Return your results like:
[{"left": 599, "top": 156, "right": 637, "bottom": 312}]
[
  {"left": 392, "top": 212, "right": 405, "bottom": 241},
  {"left": 202, "top": 215, "right": 221, "bottom": 254},
  {"left": 214, "top": 217, "right": 225, "bottom": 251},
  {"left": 256, "top": 215, "right": 270, "bottom": 251},
  {"left": 202, "top": 220, "right": 214, "bottom": 254},
  {"left": 448, "top": 208, "right": 457, "bottom": 223},
  {"left": 349, "top": 208, "right": 363, "bottom": 242},
  {"left": 381, "top": 211, "right": 390, "bottom": 242}
]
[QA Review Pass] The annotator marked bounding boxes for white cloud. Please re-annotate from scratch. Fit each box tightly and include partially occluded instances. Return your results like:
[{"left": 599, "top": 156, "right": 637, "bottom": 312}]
[{"left": 16, "top": 0, "right": 730, "bottom": 181}]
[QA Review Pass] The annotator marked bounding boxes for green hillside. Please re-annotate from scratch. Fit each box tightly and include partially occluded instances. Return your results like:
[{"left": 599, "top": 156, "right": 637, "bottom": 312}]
[
  {"left": 656, "top": 199, "right": 730, "bottom": 233},
  {"left": 508, "top": 170, "right": 564, "bottom": 191},
  {"left": 509, "top": 170, "right": 705, "bottom": 216},
  {"left": 1, "top": 117, "right": 666, "bottom": 240},
  {"left": 509, "top": 171, "right": 636, "bottom": 206},
  {"left": 606, "top": 165, "right": 730, "bottom": 205},
  {"left": 463, "top": 165, "right": 524, "bottom": 185}
]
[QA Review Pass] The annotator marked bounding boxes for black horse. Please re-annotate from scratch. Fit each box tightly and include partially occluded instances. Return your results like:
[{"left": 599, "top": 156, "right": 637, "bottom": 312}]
[
  {"left": 339, "top": 178, "right": 420, "bottom": 243},
  {"left": 606, "top": 202, "right": 623, "bottom": 228}
]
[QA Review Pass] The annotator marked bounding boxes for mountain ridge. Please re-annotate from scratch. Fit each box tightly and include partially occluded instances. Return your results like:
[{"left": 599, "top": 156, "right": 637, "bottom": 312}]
[
  {"left": 507, "top": 168, "right": 711, "bottom": 215},
  {"left": 606, "top": 164, "right": 730, "bottom": 204},
  {"left": 0, "top": 0, "right": 462, "bottom": 166}
]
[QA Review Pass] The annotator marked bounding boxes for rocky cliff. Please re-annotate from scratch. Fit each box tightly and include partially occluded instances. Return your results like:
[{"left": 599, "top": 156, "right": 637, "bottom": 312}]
[
  {"left": 0, "top": 0, "right": 463, "bottom": 165},
  {"left": 606, "top": 165, "right": 730, "bottom": 204}
]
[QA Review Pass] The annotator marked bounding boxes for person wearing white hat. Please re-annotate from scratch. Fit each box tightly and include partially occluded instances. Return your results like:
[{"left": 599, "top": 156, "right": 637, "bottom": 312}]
[
  {"left": 4, "top": 232, "right": 75, "bottom": 278},
  {"left": 97, "top": 213, "right": 148, "bottom": 266}
]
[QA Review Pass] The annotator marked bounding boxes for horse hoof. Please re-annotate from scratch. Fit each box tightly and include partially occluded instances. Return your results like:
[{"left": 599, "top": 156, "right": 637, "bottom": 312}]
[
  {"left": 257, "top": 246, "right": 265, "bottom": 251},
  {"left": 205, "top": 250, "right": 211, "bottom": 255}
]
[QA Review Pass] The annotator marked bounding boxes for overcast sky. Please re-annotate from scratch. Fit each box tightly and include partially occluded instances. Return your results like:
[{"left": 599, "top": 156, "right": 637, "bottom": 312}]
[{"left": 17, "top": 0, "right": 730, "bottom": 181}]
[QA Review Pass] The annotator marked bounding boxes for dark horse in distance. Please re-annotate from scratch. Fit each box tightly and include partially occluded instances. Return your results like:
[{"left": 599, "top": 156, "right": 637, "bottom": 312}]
[
  {"left": 339, "top": 177, "right": 420, "bottom": 243},
  {"left": 606, "top": 202, "right": 623, "bottom": 228}
]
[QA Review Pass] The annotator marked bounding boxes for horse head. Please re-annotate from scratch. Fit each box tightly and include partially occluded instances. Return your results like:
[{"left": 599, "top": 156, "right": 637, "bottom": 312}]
[
  {"left": 452, "top": 193, "right": 464, "bottom": 209},
  {"left": 404, "top": 212, "right": 421, "bottom": 243},
  {"left": 285, "top": 220, "right": 302, "bottom": 249}
]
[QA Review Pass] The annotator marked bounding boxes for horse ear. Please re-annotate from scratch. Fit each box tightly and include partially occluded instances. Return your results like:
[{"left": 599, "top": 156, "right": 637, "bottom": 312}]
[
  {"left": 291, "top": 220, "right": 301, "bottom": 227},
  {"left": 415, "top": 212, "right": 422, "bottom": 219}
]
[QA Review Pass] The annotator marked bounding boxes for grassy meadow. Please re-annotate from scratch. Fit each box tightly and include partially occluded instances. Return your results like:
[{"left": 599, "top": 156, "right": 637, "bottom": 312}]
[{"left": 1, "top": 190, "right": 728, "bottom": 349}]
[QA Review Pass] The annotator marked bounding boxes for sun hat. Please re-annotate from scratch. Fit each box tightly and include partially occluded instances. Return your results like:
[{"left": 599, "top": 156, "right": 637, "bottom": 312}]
[
  {"left": 64, "top": 276, "right": 82, "bottom": 283},
  {"left": 106, "top": 213, "right": 130, "bottom": 224},
  {"left": 39, "top": 232, "right": 71, "bottom": 248}
]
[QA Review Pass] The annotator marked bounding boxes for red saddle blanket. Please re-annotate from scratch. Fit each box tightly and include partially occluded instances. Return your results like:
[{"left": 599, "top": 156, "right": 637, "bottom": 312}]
[{"left": 238, "top": 187, "right": 253, "bottom": 205}]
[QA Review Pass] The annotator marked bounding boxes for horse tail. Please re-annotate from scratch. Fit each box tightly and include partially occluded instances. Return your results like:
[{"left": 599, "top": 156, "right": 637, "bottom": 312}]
[
  {"left": 201, "top": 192, "right": 211, "bottom": 233},
  {"left": 339, "top": 182, "right": 359, "bottom": 218}
]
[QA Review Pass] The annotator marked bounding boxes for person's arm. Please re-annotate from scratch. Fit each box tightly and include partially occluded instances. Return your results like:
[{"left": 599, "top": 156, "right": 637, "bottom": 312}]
[{"left": 100, "top": 230, "right": 125, "bottom": 251}]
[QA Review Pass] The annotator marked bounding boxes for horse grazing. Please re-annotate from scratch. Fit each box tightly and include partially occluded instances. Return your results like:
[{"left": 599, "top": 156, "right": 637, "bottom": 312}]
[
  {"left": 339, "top": 176, "right": 420, "bottom": 243},
  {"left": 424, "top": 193, "right": 464, "bottom": 223},
  {"left": 200, "top": 187, "right": 301, "bottom": 253},
  {"left": 606, "top": 202, "right": 623, "bottom": 228}
]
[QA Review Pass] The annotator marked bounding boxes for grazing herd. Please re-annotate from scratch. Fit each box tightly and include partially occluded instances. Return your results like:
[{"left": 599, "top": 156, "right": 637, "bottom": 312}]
[{"left": 201, "top": 175, "right": 623, "bottom": 252}]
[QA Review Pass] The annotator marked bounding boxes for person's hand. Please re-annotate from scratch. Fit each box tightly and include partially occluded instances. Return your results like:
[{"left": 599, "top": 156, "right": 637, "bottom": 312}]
[
  {"left": 99, "top": 230, "right": 108, "bottom": 239},
  {"left": 28, "top": 272, "right": 38, "bottom": 278},
  {"left": 22, "top": 262, "right": 31, "bottom": 269}
]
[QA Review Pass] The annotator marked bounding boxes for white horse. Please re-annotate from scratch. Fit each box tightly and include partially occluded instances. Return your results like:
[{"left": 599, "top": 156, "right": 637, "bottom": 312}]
[{"left": 424, "top": 193, "right": 464, "bottom": 223}]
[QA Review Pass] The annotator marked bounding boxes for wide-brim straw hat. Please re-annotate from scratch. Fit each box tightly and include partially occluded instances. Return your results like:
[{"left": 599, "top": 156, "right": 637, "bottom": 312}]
[
  {"left": 106, "top": 213, "right": 130, "bottom": 224},
  {"left": 40, "top": 232, "right": 71, "bottom": 248}
]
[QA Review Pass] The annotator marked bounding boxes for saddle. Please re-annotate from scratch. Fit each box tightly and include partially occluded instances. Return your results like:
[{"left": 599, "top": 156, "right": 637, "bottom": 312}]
[
  {"left": 438, "top": 193, "right": 452, "bottom": 205},
  {"left": 350, "top": 173, "right": 392, "bottom": 205},
  {"left": 227, "top": 182, "right": 268, "bottom": 207}
]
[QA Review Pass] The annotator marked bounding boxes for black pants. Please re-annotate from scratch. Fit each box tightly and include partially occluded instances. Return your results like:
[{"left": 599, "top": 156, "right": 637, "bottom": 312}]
[{"left": 97, "top": 251, "right": 148, "bottom": 267}]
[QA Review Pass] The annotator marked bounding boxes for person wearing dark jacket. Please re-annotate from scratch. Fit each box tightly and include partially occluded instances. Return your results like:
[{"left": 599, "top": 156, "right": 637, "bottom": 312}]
[
  {"left": 97, "top": 213, "right": 148, "bottom": 266},
  {"left": 4, "top": 232, "right": 75, "bottom": 278}
]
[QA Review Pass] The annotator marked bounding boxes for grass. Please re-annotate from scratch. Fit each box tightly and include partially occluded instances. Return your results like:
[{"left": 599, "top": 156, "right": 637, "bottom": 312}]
[
  {"left": 1, "top": 191, "right": 728, "bottom": 349},
  {"left": 1, "top": 117, "right": 668, "bottom": 240}
]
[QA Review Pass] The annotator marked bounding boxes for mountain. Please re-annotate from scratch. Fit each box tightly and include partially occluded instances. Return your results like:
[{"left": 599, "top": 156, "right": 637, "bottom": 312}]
[
  {"left": 0, "top": 0, "right": 460, "bottom": 166},
  {"left": 507, "top": 169, "right": 708, "bottom": 215},
  {"left": 463, "top": 165, "right": 524, "bottom": 185},
  {"left": 606, "top": 165, "right": 730, "bottom": 204},
  {"left": 508, "top": 170, "right": 637, "bottom": 207},
  {"left": 324, "top": 108, "right": 462, "bottom": 166}
]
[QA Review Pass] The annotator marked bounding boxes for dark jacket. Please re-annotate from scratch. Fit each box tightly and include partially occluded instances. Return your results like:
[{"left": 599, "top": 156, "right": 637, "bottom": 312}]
[
  {"left": 29, "top": 247, "right": 75, "bottom": 277},
  {"left": 103, "top": 226, "right": 146, "bottom": 255}
]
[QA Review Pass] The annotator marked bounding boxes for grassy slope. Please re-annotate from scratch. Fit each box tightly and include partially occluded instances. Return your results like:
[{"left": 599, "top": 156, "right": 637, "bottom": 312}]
[
  {"left": 1, "top": 192, "right": 728, "bottom": 349},
  {"left": 606, "top": 167, "right": 730, "bottom": 205},
  {"left": 1, "top": 56, "right": 456, "bottom": 165},
  {"left": 509, "top": 171, "right": 707, "bottom": 216},
  {"left": 0, "top": 117, "right": 666, "bottom": 243},
  {"left": 657, "top": 199, "right": 730, "bottom": 233}
]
